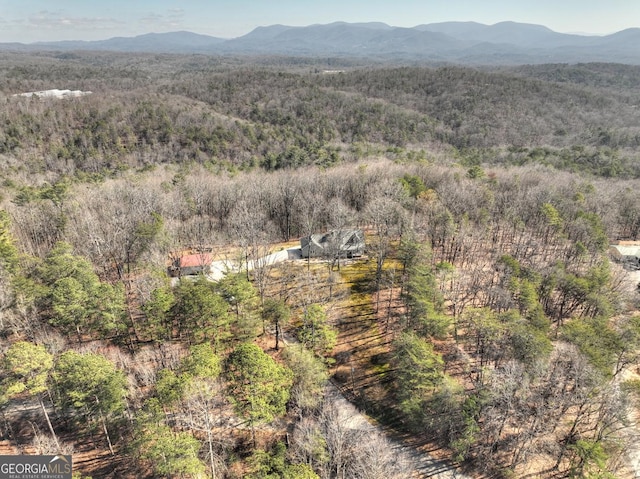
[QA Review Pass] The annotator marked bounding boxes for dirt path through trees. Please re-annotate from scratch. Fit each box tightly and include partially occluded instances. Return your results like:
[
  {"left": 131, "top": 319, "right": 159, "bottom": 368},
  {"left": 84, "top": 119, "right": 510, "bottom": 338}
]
[{"left": 324, "top": 381, "right": 472, "bottom": 478}]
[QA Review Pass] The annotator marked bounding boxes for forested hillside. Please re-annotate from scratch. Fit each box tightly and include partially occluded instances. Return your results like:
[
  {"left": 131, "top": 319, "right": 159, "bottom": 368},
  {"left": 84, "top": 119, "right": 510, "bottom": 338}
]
[
  {"left": 2, "top": 52, "right": 640, "bottom": 478},
  {"left": 2, "top": 52, "right": 640, "bottom": 182}
]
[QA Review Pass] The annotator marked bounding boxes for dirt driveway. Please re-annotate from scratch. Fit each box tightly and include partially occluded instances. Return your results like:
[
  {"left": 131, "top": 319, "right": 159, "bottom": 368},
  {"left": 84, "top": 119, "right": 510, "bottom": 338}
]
[{"left": 324, "top": 382, "right": 472, "bottom": 478}]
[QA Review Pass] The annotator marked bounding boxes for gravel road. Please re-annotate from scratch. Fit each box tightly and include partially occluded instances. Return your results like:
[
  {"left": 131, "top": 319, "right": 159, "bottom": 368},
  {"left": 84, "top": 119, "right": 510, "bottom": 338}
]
[
  {"left": 207, "top": 247, "right": 302, "bottom": 281},
  {"left": 324, "top": 382, "right": 472, "bottom": 478}
]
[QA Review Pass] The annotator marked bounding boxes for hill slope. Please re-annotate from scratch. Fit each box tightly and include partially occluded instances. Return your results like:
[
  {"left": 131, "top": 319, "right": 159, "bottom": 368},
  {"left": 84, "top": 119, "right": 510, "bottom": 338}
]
[{"left": 1, "top": 22, "right": 639, "bottom": 64}]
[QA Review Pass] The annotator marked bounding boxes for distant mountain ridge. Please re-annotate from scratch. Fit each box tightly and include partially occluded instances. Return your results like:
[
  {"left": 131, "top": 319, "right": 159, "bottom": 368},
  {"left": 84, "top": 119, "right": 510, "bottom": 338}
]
[
  {"left": 30, "top": 31, "right": 226, "bottom": 54},
  {"left": 2, "top": 21, "right": 640, "bottom": 65},
  {"left": 416, "top": 21, "right": 587, "bottom": 47}
]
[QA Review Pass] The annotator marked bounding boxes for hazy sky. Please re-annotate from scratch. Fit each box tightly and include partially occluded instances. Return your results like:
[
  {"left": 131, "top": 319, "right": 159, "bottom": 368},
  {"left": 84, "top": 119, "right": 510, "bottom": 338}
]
[{"left": 0, "top": 0, "right": 638, "bottom": 43}]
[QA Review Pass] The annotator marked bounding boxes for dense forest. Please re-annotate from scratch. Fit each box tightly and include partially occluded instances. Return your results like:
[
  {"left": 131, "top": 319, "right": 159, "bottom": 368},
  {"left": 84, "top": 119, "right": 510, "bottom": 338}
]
[{"left": 1, "top": 52, "right": 640, "bottom": 478}]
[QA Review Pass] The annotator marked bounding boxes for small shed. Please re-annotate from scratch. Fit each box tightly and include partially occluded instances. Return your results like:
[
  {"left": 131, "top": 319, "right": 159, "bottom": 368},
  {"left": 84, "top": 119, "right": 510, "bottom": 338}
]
[
  {"left": 301, "top": 229, "right": 365, "bottom": 259},
  {"left": 609, "top": 242, "right": 640, "bottom": 271},
  {"left": 168, "top": 253, "right": 213, "bottom": 277}
]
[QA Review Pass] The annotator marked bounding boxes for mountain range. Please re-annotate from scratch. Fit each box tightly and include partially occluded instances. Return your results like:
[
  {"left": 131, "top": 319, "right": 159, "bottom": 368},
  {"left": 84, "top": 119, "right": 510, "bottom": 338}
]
[{"left": 2, "top": 21, "right": 640, "bottom": 65}]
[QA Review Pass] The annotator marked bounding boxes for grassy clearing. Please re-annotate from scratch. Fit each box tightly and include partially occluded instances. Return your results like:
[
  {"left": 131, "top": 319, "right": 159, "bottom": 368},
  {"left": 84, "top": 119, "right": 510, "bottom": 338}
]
[
  {"left": 330, "top": 257, "right": 399, "bottom": 420},
  {"left": 259, "top": 246, "right": 409, "bottom": 424}
]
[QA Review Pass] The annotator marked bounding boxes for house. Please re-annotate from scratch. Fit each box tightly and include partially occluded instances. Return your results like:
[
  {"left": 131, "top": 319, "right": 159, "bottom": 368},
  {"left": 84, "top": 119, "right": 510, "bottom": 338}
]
[
  {"left": 168, "top": 253, "right": 213, "bottom": 277},
  {"left": 609, "top": 241, "right": 640, "bottom": 271},
  {"left": 300, "top": 229, "right": 365, "bottom": 259}
]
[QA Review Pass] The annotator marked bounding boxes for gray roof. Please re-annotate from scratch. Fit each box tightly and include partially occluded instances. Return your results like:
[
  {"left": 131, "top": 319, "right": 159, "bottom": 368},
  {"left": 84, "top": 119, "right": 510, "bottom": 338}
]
[{"left": 301, "top": 229, "right": 365, "bottom": 257}]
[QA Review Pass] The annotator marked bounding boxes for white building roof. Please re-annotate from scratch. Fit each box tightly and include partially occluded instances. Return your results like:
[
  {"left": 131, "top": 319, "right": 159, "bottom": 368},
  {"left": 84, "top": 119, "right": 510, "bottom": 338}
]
[{"left": 13, "top": 89, "right": 92, "bottom": 99}]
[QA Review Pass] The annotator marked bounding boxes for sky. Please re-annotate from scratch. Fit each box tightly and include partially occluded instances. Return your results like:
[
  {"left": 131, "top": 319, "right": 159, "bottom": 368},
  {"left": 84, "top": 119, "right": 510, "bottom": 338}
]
[{"left": 0, "top": 0, "right": 638, "bottom": 43}]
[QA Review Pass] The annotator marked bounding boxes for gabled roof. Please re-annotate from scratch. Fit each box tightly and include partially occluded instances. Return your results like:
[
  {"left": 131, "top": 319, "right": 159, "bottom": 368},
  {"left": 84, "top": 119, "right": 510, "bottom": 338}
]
[
  {"left": 178, "top": 253, "right": 213, "bottom": 268},
  {"left": 306, "top": 230, "right": 363, "bottom": 248},
  {"left": 301, "top": 229, "right": 365, "bottom": 259}
]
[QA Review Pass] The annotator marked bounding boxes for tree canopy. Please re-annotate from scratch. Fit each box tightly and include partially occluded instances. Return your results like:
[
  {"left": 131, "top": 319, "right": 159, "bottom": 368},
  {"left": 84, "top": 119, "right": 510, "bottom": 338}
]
[{"left": 225, "top": 342, "right": 293, "bottom": 424}]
